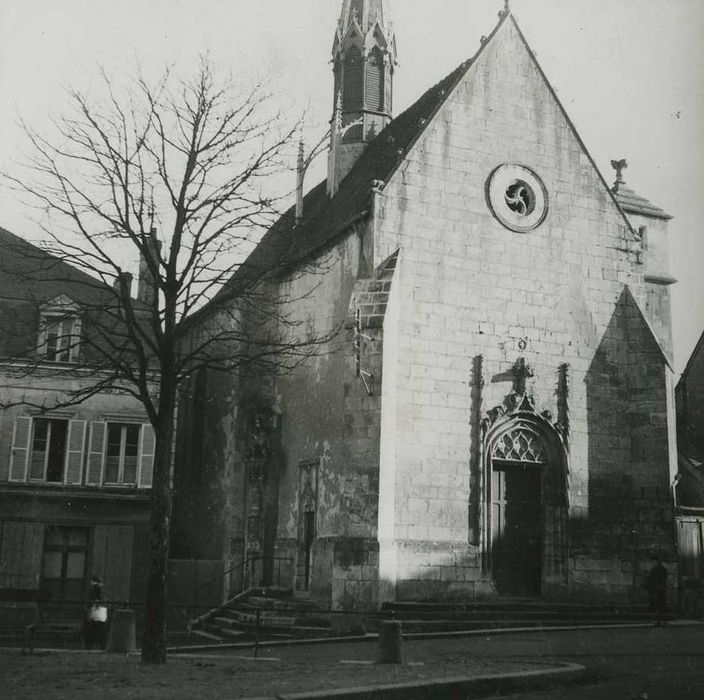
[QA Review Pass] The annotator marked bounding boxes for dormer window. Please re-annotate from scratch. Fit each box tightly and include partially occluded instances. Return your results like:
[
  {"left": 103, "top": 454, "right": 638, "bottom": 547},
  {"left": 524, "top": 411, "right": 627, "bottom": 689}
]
[{"left": 38, "top": 295, "right": 81, "bottom": 363}]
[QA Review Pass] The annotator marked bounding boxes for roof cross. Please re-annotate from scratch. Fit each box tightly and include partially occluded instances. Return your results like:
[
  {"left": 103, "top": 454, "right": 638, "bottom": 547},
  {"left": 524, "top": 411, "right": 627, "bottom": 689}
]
[{"left": 513, "top": 357, "right": 534, "bottom": 397}]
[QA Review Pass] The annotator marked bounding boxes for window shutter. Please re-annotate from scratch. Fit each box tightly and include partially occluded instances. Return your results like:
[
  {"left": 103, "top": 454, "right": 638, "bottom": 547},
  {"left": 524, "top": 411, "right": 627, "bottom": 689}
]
[
  {"left": 70, "top": 316, "right": 82, "bottom": 362},
  {"left": 64, "top": 420, "right": 87, "bottom": 485},
  {"left": 0, "top": 521, "right": 44, "bottom": 588},
  {"left": 137, "top": 423, "right": 155, "bottom": 488},
  {"left": 86, "top": 422, "right": 107, "bottom": 485},
  {"left": 9, "top": 417, "right": 32, "bottom": 482}
]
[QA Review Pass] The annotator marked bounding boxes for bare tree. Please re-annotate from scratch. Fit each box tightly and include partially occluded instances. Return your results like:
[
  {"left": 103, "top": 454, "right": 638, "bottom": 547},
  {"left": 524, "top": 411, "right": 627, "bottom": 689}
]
[{"left": 2, "top": 59, "right": 331, "bottom": 663}]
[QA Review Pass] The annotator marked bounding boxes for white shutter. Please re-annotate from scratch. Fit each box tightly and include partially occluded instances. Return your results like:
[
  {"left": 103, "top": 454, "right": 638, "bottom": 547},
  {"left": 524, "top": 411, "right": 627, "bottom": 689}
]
[
  {"left": 69, "top": 316, "right": 82, "bottom": 362},
  {"left": 64, "top": 420, "right": 87, "bottom": 485},
  {"left": 86, "top": 421, "right": 107, "bottom": 485},
  {"left": 9, "top": 417, "right": 32, "bottom": 482},
  {"left": 137, "top": 423, "right": 155, "bottom": 488}
]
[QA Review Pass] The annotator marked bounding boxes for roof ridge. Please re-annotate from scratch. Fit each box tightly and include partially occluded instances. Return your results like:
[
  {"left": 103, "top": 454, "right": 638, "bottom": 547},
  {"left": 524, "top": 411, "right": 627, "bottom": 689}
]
[
  {"left": 381, "top": 7, "right": 512, "bottom": 188},
  {"left": 507, "top": 14, "right": 640, "bottom": 239}
]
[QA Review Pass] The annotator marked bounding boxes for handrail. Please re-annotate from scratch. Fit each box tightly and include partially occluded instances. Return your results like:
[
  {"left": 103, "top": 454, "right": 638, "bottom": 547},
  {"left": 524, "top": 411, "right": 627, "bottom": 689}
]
[
  {"left": 187, "top": 554, "right": 294, "bottom": 630},
  {"left": 191, "top": 554, "right": 294, "bottom": 606}
]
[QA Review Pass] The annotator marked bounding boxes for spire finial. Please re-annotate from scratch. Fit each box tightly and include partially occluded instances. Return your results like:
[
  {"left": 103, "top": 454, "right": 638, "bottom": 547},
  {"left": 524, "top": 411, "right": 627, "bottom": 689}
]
[
  {"left": 334, "top": 90, "right": 343, "bottom": 133},
  {"left": 611, "top": 158, "right": 628, "bottom": 189},
  {"left": 504, "top": 0, "right": 511, "bottom": 13},
  {"left": 295, "top": 127, "right": 305, "bottom": 224}
]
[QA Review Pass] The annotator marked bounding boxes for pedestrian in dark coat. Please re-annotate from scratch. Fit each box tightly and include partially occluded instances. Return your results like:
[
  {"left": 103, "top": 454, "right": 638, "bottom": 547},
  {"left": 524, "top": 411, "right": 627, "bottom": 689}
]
[{"left": 646, "top": 558, "right": 668, "bottom": 627}]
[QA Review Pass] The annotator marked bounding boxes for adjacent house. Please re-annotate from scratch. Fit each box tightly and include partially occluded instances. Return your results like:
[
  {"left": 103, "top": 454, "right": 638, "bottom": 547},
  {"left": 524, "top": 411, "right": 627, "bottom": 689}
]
[
  {"left": 0, "top": 226, "right": 155, "bottom": 609},
  {"left": 675, "top": 330, "right": 704, "bottom": 615}
]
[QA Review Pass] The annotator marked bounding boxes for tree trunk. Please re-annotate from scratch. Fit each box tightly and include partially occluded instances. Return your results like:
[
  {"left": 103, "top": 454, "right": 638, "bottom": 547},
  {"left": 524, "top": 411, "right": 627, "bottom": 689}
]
[{"left": 141, "top": 383, "right": 176, "bottom": 663}]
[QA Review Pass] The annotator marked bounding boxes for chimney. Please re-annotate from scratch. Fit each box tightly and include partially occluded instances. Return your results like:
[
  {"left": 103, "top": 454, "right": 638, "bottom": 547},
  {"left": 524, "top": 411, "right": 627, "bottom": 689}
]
[
  {"left": 113, "top": 271, "right": 133, "bottom": 296},
  {"left": 138, "top": 229, "right": 161, "bottom": 308}
]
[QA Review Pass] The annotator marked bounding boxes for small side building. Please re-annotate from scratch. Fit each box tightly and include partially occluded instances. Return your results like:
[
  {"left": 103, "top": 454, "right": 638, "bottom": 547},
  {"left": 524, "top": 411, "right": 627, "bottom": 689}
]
[{"left": 675, "top": 330, "right": 704, "bottom": 616}]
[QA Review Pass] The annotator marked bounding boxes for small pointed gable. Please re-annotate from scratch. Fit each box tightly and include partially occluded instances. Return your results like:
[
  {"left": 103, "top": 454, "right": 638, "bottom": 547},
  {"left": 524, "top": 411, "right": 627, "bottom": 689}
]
[
  {"left": 621, "top": 285, "right": 673, "bottom": 371},
  {"left": 41, "top": 294, "right": 80, "bottom": 311}
]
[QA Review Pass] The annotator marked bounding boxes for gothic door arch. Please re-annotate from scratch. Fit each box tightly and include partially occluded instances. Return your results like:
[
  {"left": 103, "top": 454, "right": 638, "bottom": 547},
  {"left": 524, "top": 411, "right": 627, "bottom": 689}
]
[{"left": 484, "top": 401, "right": 567, "bottom": 598}]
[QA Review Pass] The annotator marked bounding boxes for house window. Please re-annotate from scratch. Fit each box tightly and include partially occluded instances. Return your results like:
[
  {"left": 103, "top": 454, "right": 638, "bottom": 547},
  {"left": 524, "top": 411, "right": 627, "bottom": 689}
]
[
  {"left": 40, "top": 315, "right": 80, "bottom": 362},
  {"left": 104, "top": 423, "right": 141, "bottom": 485},
  {"left": 86, "top": 420, "right": 155, "bottom": 488},
  {"left": 9, "top": 416, "right": 153, "bottom": 487},
  {"left": 29, "top": 418, "right": 68, "bottom": 482}
]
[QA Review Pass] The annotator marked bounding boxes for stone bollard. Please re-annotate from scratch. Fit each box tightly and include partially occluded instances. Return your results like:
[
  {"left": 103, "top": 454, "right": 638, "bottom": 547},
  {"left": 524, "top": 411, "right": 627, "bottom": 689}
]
[
  {"left": 106, "top": 609, "right": 137, "bottom": 654},
  {"left": 377, "top": 620, "right": 403, "bottom": 664}
]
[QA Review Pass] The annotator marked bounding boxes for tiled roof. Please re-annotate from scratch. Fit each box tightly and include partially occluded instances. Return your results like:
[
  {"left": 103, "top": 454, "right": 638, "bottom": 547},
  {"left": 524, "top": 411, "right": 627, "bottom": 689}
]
[
  {"left": 612, "top": 184, "right": 672, "bottom": 220},
  {"left": 0, "top": 225, "right": 103, "bottom": 305},
  {"left": 220, "top": 54, "right": 478, "bottom": 299}
]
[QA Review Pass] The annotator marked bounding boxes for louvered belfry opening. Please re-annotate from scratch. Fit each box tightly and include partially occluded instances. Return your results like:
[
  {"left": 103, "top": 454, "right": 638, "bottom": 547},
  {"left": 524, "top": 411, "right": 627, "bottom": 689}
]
[
  {"left": 365, "top": 46, "right": 384, "bottom": 112},
  {"left": 343, "top": 46, "right": 364, "bottom": 112}
]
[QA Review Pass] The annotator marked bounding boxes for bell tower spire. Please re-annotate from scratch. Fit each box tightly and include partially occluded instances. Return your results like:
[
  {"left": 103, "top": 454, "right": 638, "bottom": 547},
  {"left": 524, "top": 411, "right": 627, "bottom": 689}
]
[{"left": 327, "top": 0, "right": 398, "bottom": 196}]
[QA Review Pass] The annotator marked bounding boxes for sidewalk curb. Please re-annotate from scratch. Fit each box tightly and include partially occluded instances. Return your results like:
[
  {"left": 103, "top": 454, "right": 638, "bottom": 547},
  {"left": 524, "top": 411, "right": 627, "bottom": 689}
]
[
  {"left": 243, "top": 662, "right": 587, "bottom": 700},
  {"left": 168, "top": 620, "right": 704, "bottom": 654}
]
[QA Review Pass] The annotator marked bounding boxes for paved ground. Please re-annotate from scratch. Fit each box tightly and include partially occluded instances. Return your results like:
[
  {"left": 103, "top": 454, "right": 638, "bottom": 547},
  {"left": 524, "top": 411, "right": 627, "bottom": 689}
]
[{"left": 0, "top": 623, "right": 701, "bottom": 699}]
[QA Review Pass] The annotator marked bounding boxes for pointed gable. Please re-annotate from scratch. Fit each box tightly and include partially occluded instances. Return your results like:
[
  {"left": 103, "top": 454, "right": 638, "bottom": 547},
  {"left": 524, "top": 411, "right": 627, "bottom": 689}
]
[{"left": 382, "top": 12, "right": 635, "bottom": 239}]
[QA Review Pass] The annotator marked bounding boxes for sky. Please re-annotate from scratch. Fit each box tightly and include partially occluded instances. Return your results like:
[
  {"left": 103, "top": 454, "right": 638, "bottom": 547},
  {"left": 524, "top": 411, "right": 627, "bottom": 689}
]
[{"left": 1, "top": 0, "right": 702, "bottom": 374}]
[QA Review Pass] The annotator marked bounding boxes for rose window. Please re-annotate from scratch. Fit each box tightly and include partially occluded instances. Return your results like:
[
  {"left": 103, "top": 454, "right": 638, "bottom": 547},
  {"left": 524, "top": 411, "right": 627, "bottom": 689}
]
[{"left": 487, "top": 164, "right": 548, "bottom": 232}]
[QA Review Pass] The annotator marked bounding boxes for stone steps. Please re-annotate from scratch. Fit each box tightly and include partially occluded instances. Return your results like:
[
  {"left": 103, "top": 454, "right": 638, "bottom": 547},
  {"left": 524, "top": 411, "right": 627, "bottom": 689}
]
[
  {"left": 190, "top": 592, "right": 658, "bottom": 645},
  {"left": 376, "top": 599, "right": 655, "bottom": 633},
  {"left": 190, "top": 586, "right": 330, "bottom": 643}
]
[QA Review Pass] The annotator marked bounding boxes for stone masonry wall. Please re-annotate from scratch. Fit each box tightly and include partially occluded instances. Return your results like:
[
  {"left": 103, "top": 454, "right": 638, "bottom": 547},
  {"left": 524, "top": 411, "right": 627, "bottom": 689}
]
[
  {"left": 271, "top": 227, "right": 389, "bottom": 609},
  {"left": 372, "top": 17, "right": 676, "bottom": 601}
]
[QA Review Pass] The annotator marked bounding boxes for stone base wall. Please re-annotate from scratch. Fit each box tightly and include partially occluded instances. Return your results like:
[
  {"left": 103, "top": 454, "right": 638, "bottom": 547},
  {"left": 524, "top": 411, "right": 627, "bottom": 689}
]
[{"left": 392, "top": 541, "right": 491, "bottom": 601}]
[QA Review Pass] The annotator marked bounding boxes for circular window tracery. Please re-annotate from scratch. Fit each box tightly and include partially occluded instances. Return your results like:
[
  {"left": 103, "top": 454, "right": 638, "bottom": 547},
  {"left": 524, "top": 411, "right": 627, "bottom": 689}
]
[{"left": 487, "top": 164, "right": 548, "bottom": 232}]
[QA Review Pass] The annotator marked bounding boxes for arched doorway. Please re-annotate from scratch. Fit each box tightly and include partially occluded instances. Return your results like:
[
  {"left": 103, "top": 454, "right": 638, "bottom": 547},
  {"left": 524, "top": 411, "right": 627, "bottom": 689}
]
[{"left": 484, "top": 398, "right": 567, "bottom": 598}]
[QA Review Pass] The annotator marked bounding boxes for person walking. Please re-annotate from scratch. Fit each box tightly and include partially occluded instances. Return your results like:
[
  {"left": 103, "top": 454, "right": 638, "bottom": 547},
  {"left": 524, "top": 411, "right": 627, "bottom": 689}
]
[
  {"left": 646, "top": 558, "right": 668, "bottom": 627},
  {"left": 84, "top": 575, "right": 108, "bottom": 649}
]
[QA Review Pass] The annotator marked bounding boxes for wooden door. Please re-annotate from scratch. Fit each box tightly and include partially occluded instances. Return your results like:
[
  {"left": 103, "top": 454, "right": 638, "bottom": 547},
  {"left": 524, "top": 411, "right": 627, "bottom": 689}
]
[
  {"left": 92, "top": 525, "right": 135, "bottom": 602},
  {"left": 41, "top": 526, "right": 89, "bottom": 602},
  {"left": 491, "top": 463, "right": 542, "bottom": 597}
]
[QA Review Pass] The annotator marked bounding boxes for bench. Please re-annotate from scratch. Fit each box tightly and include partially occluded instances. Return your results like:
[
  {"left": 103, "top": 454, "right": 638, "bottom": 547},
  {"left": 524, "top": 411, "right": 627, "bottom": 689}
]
[
  {"left": 0, "top": 588, "right": 47, "bottom": 652},
  {"left": 24, "top": 620, "right": 83, "bottom": 654},
  {"left": 0, "top": 589, "right": 82, "bottom": 653}
]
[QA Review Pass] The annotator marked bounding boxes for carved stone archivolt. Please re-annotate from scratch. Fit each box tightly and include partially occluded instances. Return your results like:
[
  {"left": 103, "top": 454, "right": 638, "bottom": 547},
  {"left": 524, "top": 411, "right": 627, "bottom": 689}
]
[{"left": 477, "top": 363, "right": 571, "bottom": 581}]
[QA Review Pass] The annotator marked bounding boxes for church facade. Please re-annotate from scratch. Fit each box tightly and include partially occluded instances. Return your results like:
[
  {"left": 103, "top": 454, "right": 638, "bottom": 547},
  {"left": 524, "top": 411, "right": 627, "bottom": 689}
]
[{"left": 174, "top": 1, "right": 678, "bottom": 609}]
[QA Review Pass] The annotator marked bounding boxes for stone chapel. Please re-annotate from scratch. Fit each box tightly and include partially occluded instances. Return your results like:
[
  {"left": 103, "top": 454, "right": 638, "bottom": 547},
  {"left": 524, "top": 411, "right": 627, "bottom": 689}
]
[{"left": 172, "top": 0, "right": 678, "bottom": 609}]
